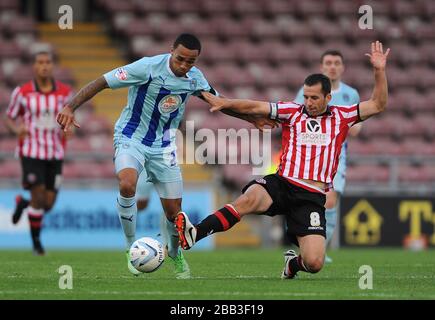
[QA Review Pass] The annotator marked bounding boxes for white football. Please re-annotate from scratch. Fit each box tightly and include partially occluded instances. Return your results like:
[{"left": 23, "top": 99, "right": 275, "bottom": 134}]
[{"left": 129, "top": 237, "right": 165, "bottom": 273}]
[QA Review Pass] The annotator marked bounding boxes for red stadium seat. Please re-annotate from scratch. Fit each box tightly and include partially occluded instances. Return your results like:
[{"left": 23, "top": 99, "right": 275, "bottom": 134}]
[
  {"left": 263, "top": 0, "right": 295, "bottom": 15},
  {"left": 347, "top": 140, "right": 378, "bottom": 156},
  {"left": 347, "top": 164, "right": 390, "bottom": 183},
  {"left": 200, "top": 0, "right": 233, "bottom": 15},
  {"left": 0, "top": 159, "right": 20, "bottom": 178},
  {"left": 0, "top": 40, "right": 23, "bottom": 60},
  {"left": 232, "top": 0, "right": 264, "bottom": 16},
  {"left": 329, "top": 0, "right": 358, "bottom": 17}
]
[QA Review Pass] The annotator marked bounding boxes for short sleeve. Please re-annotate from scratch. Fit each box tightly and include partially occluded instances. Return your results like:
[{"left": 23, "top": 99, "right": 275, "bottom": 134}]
[
  {"left": 192, "top": 69, "right": 219, "bottom": 97},
  {"left": 269, "top": 101, "right": 300, "bottom": 120},
  {"left": 335, "top": 104, "right": 361, "bottom": 126},
  {"left": 104, "top": 57, "right": 152, "bottom": 89},
  {"left": 5, "top": 87, "right": 23, "bottom": 119},
  {"left": 294, "top": 87, "right": 304, "bottom": 104}
]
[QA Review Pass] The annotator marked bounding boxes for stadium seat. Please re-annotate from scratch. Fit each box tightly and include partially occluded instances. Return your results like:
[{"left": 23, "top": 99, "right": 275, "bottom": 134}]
[
  {"left": 346, "top": 163, "right": 390, "bottom": 183},
  {"left": 0, "top": 40, "right": 23, "bottom": 60},
  {"left": 347, "top": 140, "right": 378, "bottom": 156},
  {"left": 0, "top": 159, "right": 20, "bottom": 178},
  {"left": 8, "top": 64, "right": 33, "bottom": 87},
  {"left": 200, "top": 0, "right": 233, "bottom": 15},
  {"left": 329, "top": 0, "right": 358, "bottom": 17}
]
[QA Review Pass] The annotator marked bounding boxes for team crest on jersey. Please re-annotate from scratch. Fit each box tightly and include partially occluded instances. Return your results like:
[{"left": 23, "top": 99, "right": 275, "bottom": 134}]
[
  {"left": 300, "top": 119, "right": 329, "bottom": 146},
  {"left": 115, "top": 68, "right": 128, "bottom": 81},
  {"left": 190, "top": 79, "right": 197, "bottom": 90},
  {"left": 343, "top": 93, "right": 350, "bottom": 102},
  {"left": 158, "top": 94, "right": 182, "bottom": 113}
]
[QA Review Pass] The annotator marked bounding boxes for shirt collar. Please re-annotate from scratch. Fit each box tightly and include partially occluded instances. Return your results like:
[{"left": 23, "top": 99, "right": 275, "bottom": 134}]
[{"left": 33, "top": 78, "right": 56, "bottom": 93}]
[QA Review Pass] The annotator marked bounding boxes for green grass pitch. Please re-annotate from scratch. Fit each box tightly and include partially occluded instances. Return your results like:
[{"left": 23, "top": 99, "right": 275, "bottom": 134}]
[{"left": 0, "top": 248, "right": 434, "bottom": 300}]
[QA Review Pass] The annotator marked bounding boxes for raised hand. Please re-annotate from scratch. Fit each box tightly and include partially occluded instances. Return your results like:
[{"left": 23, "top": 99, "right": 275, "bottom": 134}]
[
  {"left": 365, "top": 40, "right": 390, "bottom": 70},
  {"left": 56, "top": 105, "right": 80, "bottom": 132}
]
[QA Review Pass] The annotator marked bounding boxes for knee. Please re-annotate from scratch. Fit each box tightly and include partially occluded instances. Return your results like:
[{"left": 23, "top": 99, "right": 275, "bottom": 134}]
[
  {"left": 119, "top": 179, "right": 136, "bottom": 197},
  {"left": 31, "top": 194, "right": 46, "bottom": 209},
  {"left": 303, "top": 255, "right": 324, "bottom": 273}
]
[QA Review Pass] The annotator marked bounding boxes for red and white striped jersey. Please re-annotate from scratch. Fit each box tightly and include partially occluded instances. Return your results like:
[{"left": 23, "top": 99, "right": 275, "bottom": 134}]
[
  {"left": 270, "top": 101, "right": 360, "bottom": 191},
  {"left": 6, "top": 80, "right": 72, "bottom": 160}
]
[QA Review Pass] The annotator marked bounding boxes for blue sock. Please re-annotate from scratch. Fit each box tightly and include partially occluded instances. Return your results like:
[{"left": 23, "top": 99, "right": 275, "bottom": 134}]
[
  {"left": 325, "top": 207, "right": 337, "bottom": 246},
  {"left": 165, "top": 217, "right": 179, "bottom": 258},
  {"left": 117, "top": 194, "right": 137, "bottom": 249}
]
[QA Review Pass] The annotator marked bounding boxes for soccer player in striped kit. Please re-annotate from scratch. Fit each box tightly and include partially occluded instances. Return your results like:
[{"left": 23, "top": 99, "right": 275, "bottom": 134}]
[
  {"left": 176, "top": 41, "right": 389, "bottom": 279},
  {"left": 56, "top": 34, "right": 274, "bottom": 278},
  {"left": 4, "top": 51, "right": 72, "bottom": 255},
  {"left": 294, "top": 50, "right": 362, "bottom": 263}
]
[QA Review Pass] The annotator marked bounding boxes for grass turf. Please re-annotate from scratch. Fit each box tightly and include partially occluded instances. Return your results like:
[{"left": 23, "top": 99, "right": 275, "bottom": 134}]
[{"left": 0, "top": 248, "right": 434, "bottom": 300}]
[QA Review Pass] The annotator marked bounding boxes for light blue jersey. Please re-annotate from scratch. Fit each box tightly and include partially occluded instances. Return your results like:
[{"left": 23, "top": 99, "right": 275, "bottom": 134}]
[
  {"left": 294, "top": 81, "right": 359, "bottom": 192},
  {"left": 104, "top": 53, "right": 212, "bottom": 151}
]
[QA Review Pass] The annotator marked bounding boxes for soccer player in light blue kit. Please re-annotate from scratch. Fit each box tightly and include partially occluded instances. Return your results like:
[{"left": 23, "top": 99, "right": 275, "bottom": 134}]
[
  {"left": 57, "top": 34, "right": 273, "bottom": 278},
  {"left": 295, "top": 50, "right": 362, "bottom": 262}
]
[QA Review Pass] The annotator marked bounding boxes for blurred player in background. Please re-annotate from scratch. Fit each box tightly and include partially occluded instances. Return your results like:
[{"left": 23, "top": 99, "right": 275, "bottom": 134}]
[
  {"left": 295, "top": 50, "right": 362, "bottom": 262},
  {"left": 3, "top": 51, "right": 72, "bottom": 255},
  {"left": 56, "top": 33, "right": 273, "bottom": 278},
  {"left": 176, "top": 41, "right": 389, "bottom": 279}
]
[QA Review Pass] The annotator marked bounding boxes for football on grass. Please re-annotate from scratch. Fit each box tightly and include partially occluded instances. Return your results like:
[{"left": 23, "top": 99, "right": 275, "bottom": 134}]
[{"left": 129, "top": 237, "right": 165, "bottom": 273}]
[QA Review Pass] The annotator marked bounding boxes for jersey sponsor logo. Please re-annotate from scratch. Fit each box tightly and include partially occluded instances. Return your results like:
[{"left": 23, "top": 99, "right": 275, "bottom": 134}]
[
  {"left": 115, "top": 68, "right": 128, "bottom": 81},
  {"left": 158, "top": 94, "right": 182, "bottom": 114},
  {"left": 300, "top": 119, "right": 329, "bottom": 146}
]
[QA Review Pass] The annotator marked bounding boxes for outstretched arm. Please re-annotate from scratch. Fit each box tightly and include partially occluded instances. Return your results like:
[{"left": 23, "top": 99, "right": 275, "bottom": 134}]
[
  {"left": 56, "top": 76, "right": 109, "bottom": 132},
  {"left": 202, "top": 92, "right": 270, "bottom": 116},
  {"left": 197, "top": 91, "right": 279, "bottom": 130},
  {"left": 359, "top": 41, "right": 390, "bottom": 121}
]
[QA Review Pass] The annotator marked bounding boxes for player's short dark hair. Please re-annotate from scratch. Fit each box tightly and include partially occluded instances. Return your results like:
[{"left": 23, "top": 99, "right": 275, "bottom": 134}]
[
  {"left": 304, "top": 73, "right": 331, "bottom": 96},
  {"left": 33, "top": 51, "right": 54, "bottom": 63},
  {"left": 173, "top": 33, "right": 201, "bottom": 54},
  {"left": 320, "top": 50, "right": 344, "bottom": 64}
]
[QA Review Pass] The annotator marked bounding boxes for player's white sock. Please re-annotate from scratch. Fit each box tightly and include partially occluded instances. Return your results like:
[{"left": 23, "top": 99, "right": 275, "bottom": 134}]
[
  {"left": 165, "top": 217, "right": 179, "bottom": 259},
  {"left": 116, "top": 194, "right": 137, "bottom": 249},
  {"left": 325, "top": 207, "right": 337, "bottom": 245}
]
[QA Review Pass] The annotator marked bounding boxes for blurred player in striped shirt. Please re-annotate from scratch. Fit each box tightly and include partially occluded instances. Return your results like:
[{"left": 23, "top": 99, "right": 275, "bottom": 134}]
[
  {"left": 4, "top": 51, "right": 72, "bottom": 255},
  {"left": 176, "top": 41, "right": 389, "bottom": 279}
]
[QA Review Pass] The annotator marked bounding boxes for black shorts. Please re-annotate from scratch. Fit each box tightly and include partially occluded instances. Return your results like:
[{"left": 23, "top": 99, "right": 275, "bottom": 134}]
[
  {"left": 242, "top": 174, "right": 326, "bottom": 245},
  {"left": 20, "top": 157, "right": 63, "bottom": 191}
]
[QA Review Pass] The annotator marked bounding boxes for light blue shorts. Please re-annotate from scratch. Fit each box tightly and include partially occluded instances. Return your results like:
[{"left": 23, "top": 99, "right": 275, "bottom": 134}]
[
  {"left": 333, "top": 147, "right": 347, "bottom": 194},
  {"left": 114, "top": 137, "right": 183, "bottom": 199},
  {"left": 136, "top": 169, "right": 154, "bottom": 200}
]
